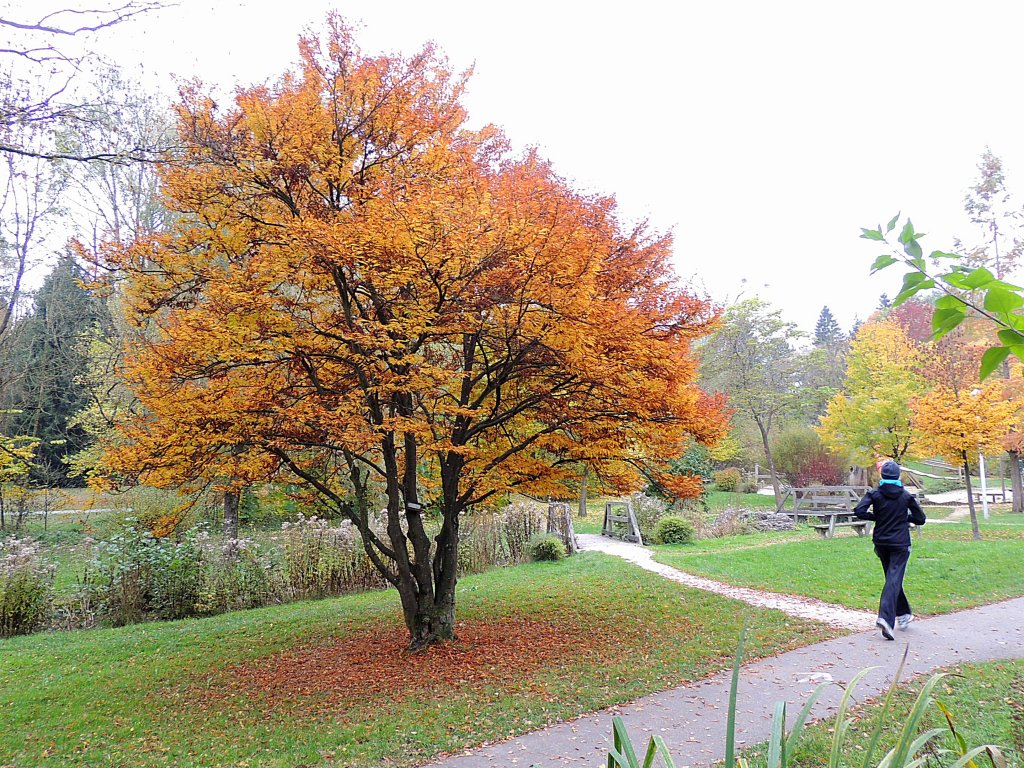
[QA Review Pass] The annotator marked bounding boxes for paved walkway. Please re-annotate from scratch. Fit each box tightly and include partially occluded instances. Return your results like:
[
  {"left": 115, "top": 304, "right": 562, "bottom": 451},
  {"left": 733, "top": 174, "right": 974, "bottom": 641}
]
[{"left": 421, "top": 538, "right": 1024, "bottom": 768}]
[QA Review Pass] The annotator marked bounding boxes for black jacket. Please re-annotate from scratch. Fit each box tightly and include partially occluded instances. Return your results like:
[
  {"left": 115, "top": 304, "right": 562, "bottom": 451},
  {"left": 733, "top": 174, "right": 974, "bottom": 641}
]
[{"left": 853, "top": 484, "right": 926, "bottom": 548}]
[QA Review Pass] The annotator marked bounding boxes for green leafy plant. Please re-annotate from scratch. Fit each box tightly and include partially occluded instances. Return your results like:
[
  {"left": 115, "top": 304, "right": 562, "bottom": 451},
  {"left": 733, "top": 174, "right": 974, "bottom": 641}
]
[
  {"left": 863, "top": 215, "right": 1024, "bottom": 380},
  {"left": 0, "top": 537, "right": 54, "bottom": 636},
  {"left": 653, "top": 516, "right": 695, "bottom": 545},
  {"left": 528, "top": 534, "right": 566, "bottom": 562}
]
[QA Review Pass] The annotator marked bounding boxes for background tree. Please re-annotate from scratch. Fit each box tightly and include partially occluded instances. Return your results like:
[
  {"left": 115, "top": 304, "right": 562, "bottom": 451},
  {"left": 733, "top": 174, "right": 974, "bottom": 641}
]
[
  {"left": 957, "top": 149, "right": 1022, "bottom": 279},
  {"left": 917, "top": 366, "right": 1011, "bottom": 540},
  {"left": 1, "top": 254, "right": 106, "bottom": 485},
  {"left": 0, "top": 2, "right": 168, "bottom": 161},
  {"left": 700, "top": 298, "right": 801, "bottom": 504},
  {"left": 89, "top": 17, "right": 726, "bottom": 648},
  {"left": 813, "top": 306, "right": 843, "bottom": 348},
  {"left": 818, "top": 319, "right": 925, "bottom": 465}
]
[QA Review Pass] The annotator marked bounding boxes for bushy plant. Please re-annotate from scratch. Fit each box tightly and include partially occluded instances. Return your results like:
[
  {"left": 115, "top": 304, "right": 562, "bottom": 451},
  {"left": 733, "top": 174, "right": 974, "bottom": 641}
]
[
  {"left": 631, "top": 493, "right": 669, "bottom": 540},
  {"left": 0, "top": 537, "right": 54, "bottom": 637},
  {"left": 502, "top": 501, "right": 546, "bottom": 564},
  {"left": 199, "top": 537, "right": 285, "bottom": 613},
  {"left": 772, "top": 426, "right": 847, "bottom": 487},
  {"left": 86, "top": 521, "right": 207, "bottom": 624},
  {"left": 713, "top": 468, "right": 743, "bottom": 492},
  {"left": 653, "top": 516, "right": 694, "bottom": 545},
  {"left": 528, "top": 534, "right": 566, "bottom": 562}
]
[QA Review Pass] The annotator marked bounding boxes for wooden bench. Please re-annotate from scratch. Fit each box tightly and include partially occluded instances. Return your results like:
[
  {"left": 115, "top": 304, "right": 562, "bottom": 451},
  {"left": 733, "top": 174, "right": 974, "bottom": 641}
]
[{"left": 809, "top": 516, "right": 870, "bottom": 538}]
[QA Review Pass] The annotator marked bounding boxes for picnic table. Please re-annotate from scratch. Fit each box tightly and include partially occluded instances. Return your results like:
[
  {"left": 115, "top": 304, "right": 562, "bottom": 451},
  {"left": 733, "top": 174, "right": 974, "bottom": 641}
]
[
  {"left": 806, "top": 512, "right": 871, "bottom": 539},
  {"left": 972, "top": 489, "right": 1006, "bottom": 504},
  {"left": 776, "top": 486, "right": 873, "bottom": 538}
]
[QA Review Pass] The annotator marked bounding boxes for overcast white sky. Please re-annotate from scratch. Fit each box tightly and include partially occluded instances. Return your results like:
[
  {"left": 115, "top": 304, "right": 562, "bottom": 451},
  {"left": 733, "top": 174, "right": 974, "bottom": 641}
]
[{"left": 46, "top": 0, "right": 1024, "bottom": 333}]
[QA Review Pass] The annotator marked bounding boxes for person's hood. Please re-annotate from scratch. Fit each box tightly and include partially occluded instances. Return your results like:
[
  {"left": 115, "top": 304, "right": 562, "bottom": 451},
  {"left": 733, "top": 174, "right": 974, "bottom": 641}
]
[{"left": 879, "top": 483, "right": 905, "bottom": 499}]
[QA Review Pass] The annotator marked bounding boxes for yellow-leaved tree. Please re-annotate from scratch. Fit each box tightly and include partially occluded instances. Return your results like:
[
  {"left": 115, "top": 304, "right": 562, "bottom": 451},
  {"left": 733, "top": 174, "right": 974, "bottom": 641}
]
[
  {"left": 818, "top": 319, "right": 926, "bottom": 466},
  {"left": 85, "top": 16, "right": 727, "bottom": 648},
  {"left": 913, "top": 335, "right": 1016, "bottom": 540}
]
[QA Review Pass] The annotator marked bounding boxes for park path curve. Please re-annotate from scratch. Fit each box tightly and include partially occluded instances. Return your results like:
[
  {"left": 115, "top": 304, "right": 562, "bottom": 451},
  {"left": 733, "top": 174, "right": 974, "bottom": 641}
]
[
  {"left": 419, "top": 536, "right": 1024, "bottom": 768},
  {"left": 576, "top": 533, "right": 876, "bottom": 630}
]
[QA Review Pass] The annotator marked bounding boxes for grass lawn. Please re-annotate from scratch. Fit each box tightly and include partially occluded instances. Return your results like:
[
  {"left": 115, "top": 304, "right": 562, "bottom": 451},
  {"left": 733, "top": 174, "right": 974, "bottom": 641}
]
[
  {"left": 652, "top": 525, "right": 1024, "bottom": 615},
  {"left": 0, "top": 552, "right": 840, "bottom": 768},
  {"left": 739, "top": 657, "right": 1024, "bottom": 768}
]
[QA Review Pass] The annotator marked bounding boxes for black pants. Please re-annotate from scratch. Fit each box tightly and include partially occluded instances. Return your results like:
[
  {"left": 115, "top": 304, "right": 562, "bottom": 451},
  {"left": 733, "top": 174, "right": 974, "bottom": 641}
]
[{"left": 874, "top": 544, "right": 912, "bottom": 626}]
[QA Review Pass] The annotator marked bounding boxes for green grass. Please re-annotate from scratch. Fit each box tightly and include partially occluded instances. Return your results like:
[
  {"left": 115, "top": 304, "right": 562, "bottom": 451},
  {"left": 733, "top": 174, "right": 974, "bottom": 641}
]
[
  {"left": 0, "top": 552, "right": 839, "bottom": 768},
  {"left": 652, "top": 529, "right": 1024, "bottom": 615},
  {"left": 740, "top": 658, "right": 1024, "bottom": 768}
]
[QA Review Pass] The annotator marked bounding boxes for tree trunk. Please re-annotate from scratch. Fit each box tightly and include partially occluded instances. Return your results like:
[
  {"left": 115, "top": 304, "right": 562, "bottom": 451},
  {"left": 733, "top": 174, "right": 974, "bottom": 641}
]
[
  {"left": 756, "top": 418, "right": 781, "bottom": 505},
  {"left": 963, "top": 455, "right": 981, "bottom": 541},
  {"left": 1010, "top": 451, "right": 1024, "bottom": 514},
  {"left": 223, "top": 489, "right": 240, "bottom": 539},
  {"left": 578, "top": 466, "right": 588, "bottom": 517}
]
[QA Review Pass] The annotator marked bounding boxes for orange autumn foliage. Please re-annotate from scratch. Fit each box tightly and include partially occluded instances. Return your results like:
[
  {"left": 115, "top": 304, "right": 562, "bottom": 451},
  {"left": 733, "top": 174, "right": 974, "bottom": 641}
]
[{"left": 86, "top": 16, "right": 725, "bottom": 646}]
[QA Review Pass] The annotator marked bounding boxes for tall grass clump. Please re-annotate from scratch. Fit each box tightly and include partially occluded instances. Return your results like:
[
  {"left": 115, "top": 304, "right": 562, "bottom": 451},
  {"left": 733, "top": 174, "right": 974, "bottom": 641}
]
[
  {"left": 503, "top": 501, "right": 546, "bottom": 564},
  {"left": 458, "top": 510, "right": 505, "bottom": 574},
  {"left": 0, "top": 537, "right": 54, "bottom": 636},
  {"left": 280, "top": 515, "right": 388, "bottom": 598}
]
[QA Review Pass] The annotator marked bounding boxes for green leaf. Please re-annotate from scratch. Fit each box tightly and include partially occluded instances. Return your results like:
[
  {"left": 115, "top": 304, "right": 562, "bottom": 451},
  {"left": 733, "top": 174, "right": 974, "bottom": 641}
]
[
  {"left": 961, "top": 267, "right": 997, "bottom": 290},
  {"left": 997, "top": 329, "right": 1024, "bottom": 347},
  {"left": 904, "top": 238, "right": 923, "bottom": 260},
  {"left": 980, "top": 347, "right": 1012, "bottom": 381},
  {"left": 934, "top": 294, "right": 966, "bottom": 311},
  {"left": 860, "top": 228, "right": 884, "bottom": 241},
  {"left": 886, "top": 213, "right": 900, "bottom": 233},
  {"left": 767, "top": 701, "right": 785, "bottom": 768},
  {"left": 898, "top": 220, "right": 916, "bottom": 244},
  {"left": 724, "top": 627, "right": 747, "bottom": 768},
  {"left": 983, "top": 286, "right": 1024, "bottom": 314},
  {"left": 930, "top": 306, "right": 966, "bottom": 339},
  {"left": 870, "top": 254, "right": 898, "bottom": 273},
  {"left": 929, "top": 250, "right": 961, "bottom": 260},
  {"left": 892, "top": 276, "right": 935, "bottom": 307},
  {"left": 944, "top": 272, "right": 973, "bottom": 290}
]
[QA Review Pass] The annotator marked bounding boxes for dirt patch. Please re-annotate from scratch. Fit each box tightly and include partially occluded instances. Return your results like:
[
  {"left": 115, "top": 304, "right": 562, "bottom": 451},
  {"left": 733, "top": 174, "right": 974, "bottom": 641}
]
[{"left": 194, "top": 617, "right": 596, "bottom": 714}]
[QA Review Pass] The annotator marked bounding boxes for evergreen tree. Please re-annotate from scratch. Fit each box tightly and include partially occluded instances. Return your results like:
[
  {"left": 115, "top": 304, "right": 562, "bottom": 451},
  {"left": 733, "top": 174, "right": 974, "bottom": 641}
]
[
  {"left": 1, "top": 254, "right": 106, "bottom": 485},
  {"left": 812, "top": 306, "right": 844, "bottom": 348}
]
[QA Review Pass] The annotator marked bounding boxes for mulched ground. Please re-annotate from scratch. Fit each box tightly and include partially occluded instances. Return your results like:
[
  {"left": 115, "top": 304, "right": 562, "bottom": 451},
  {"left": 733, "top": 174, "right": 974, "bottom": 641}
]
[{"left": 195, "top": 616, "right": 601, "bottom": 714}]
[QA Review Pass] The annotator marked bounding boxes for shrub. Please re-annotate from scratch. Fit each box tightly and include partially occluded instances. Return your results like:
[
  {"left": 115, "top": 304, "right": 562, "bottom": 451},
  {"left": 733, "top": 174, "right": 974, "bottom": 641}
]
[
  {"left": 199, "top": 537, "right": 285, "bottom": 613},
  {"left": 653, "top": 516, "right": 694, "bottom": 545},
  {"left": 0, "top": 538, "right": 54, "bottom": 637},
  {"left": 85, "top": 521, "right": 207, "bottom": 624},
  {"left": 529, "top": 534, "right": 566, "bottom": 562},
  {"left": 772, "top": 426, "right": 847, "bottom": 487},
  {"left": 713, "top": 468, "right": 743, "bottom": 492},
  {"left": 630, "top": 493, "right": 669, "bottom": 540}
]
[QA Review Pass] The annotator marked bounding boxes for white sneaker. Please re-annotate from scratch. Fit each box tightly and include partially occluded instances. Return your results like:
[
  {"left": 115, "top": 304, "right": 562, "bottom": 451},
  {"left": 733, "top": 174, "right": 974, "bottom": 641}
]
[
  {"left": 876, "top": 617, "right": 895, "bottom": 640},
  {"left": 897, "top": 613, "right": 913, "bottom": 630}
]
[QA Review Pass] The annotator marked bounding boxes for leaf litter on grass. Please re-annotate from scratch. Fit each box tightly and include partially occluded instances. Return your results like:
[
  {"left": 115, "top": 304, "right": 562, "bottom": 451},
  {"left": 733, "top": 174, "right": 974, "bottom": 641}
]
[{"left": 184, "top": 616, "right": 607, "bottom": 719}]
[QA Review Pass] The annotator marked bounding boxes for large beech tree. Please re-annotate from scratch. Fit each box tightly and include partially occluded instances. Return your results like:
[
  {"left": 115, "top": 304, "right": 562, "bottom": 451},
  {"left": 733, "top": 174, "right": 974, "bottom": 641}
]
[{"left": 88, "top": 18, "right": 726, "bottom": 648}]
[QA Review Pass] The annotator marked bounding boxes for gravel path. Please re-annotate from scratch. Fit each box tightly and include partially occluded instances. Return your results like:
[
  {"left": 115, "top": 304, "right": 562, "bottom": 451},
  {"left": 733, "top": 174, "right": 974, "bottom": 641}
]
[{"left": 576, "top": 534, "right": 875, "bottom": 630}]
